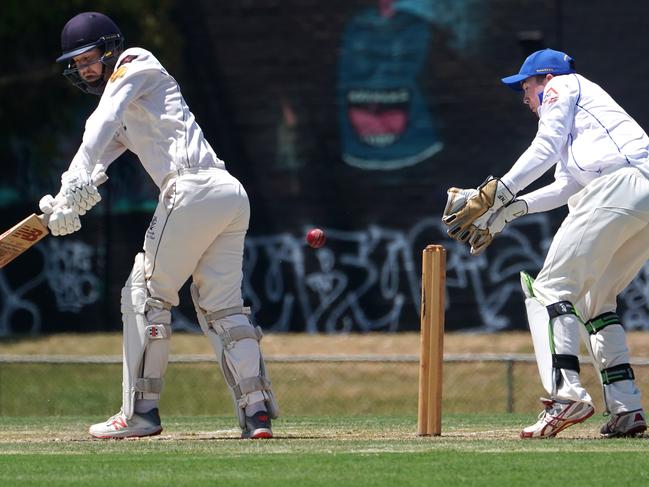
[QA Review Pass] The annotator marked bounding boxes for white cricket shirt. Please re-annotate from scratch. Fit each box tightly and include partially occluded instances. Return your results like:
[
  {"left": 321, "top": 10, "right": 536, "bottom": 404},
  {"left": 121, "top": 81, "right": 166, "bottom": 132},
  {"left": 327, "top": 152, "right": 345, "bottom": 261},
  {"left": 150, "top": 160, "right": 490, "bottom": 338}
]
[
  {"left": 501, "top": 73, "right": 649, "bottom": 213},
  {"left": 66, "top": 47, "right": 225, "bottom": 188}
]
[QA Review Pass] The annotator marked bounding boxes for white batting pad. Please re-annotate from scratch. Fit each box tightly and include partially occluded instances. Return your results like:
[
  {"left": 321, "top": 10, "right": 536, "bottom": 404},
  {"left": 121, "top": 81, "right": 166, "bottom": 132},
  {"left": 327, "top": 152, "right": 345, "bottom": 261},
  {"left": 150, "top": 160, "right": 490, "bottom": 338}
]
[
  {"left": 192, "top": 283, "right": 278, "bottom": 427},
  {"left": 121, "top": 253, "right": 171, "bottom": 419}
]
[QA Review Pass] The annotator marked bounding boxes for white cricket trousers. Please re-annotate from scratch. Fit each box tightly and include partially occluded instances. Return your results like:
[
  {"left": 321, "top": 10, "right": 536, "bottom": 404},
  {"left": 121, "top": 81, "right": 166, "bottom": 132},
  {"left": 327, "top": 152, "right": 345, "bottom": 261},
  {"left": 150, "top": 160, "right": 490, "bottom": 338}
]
[
  {"left": 143, "top": 167, "right": 250, "bottom": 313},
  {"left": 534, "top": 167, "right": 649, "bottom": 314},
  {"left": 533, "top": 166, "right": 649, "bottom": 412}
]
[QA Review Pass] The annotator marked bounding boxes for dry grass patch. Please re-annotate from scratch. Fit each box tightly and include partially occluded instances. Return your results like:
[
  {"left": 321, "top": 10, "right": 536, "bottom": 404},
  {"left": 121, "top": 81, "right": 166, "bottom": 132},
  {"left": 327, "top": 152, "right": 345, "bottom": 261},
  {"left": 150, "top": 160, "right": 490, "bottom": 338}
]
[{"left": 2, "top": 330, "right": 649, "bottom": 356}]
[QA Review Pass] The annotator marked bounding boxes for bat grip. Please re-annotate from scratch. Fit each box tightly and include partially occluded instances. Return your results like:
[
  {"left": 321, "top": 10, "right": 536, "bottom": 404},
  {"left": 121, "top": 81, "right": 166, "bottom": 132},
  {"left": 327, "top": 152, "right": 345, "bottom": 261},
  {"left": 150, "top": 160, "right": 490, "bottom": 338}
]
[
  {"left": 37, "top": 214, "right": 50, "bottom": 226},
  {"left": 92, "top": 171, "right": 108, "bottom": 186}
]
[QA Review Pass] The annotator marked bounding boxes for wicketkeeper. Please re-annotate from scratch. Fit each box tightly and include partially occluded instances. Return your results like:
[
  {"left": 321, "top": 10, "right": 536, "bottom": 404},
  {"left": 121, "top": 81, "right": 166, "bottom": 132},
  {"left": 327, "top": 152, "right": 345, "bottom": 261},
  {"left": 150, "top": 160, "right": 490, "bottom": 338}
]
[
  {"left": 42, "top": 12, "right": 279, "bottom": 439},
  {"left": 444, "top": 48, "right": 648, "bottom": 438}
]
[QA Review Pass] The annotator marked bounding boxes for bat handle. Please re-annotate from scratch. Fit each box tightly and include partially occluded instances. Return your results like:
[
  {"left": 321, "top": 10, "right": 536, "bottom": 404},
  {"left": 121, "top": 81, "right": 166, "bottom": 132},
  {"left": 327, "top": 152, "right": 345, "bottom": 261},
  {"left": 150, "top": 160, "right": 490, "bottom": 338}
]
[
  {"left": 92, "top": 171, "right": 108, "bottom": 186},
  {"left": 37, "top": 214, "right": 50, "bottom": 226}
]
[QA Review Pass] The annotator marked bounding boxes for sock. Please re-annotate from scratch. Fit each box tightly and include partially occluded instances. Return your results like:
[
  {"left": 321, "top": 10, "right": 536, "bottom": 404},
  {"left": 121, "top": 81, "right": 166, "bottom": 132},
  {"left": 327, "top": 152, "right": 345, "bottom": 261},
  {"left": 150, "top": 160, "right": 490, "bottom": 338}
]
[
  {"left": 245, "top": 400, "right": 266, "bottom": 416},
  {"left": 134, "top": 399, "right": 158, "bottom": 414}
]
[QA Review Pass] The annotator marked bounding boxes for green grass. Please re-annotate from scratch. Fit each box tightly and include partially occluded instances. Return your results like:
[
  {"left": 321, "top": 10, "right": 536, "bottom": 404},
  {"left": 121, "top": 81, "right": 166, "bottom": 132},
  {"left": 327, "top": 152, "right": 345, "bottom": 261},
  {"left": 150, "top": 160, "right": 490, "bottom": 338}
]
[{"left": 2, "top": 415, "right": 649, "bottom": 486}]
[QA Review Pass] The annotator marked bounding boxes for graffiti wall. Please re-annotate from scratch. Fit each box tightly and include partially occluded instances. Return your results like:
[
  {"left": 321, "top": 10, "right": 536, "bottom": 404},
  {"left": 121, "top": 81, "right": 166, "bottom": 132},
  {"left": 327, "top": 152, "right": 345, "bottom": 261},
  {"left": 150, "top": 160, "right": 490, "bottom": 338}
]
[
  {"left": 5, "top": 210, "right": 649, "bottom": 335},
  {"left": 3, "top": 0, "right": 649, "bottom": 335}
]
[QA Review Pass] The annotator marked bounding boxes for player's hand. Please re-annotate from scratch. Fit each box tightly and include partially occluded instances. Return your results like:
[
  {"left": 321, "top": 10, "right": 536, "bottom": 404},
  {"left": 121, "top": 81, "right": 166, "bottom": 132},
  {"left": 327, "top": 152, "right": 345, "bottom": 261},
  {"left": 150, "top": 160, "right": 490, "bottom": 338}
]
[
  {"left": 443, "top": 176, "right": 514, "bottom": 241},
  {"left": 47, "top": 206, "right": 81, "bottom": 236},
  {"left": 468, "top": 199, "right": 528, "bottom": 255},
  {"left": 61, "top": 169, "right": 102, "bottom": 216},
  {"left": 442, "top": 188, "right": 478, "bottom": 241},
  {"left": 38, "top": 194, "right": 66, "bottom": 215}
]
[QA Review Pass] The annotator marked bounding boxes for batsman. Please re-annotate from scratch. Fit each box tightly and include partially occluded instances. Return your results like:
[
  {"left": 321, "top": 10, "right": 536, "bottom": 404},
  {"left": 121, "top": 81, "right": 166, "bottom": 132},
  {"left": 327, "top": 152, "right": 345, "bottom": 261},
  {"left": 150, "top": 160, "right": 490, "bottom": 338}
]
[
  {"left": 43, "top": 12, "right": 279, "bottom": 439},
  {"left": 444, "top": 48, "right": 649, "bottom": 438}
]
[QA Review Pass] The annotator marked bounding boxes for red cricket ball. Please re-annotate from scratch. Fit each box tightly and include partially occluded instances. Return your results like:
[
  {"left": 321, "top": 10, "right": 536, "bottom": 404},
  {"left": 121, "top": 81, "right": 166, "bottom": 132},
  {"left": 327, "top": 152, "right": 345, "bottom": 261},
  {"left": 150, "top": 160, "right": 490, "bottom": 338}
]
[{"left": 306, "top": 228, "right": 326, "bottom": 248}]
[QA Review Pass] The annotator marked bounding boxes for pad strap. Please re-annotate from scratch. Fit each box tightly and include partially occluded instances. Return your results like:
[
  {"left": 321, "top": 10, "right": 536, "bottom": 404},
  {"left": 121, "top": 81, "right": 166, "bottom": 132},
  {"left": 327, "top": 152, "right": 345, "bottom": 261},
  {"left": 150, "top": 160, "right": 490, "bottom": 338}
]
[
  {"left": 206, "top": 306, "right": 251, "bottom": 322},
  {"left": 213, "top": 324, "right": 263, "bottom": 349},
  {"left": 584, "top": 312, "right": 620, "bottom": 335},
  {"left": 547, "top": 301, "right": 577, "bottom": 319},
  {"left": 601, "top": 363, "right": 635, "bottom": 384},
  {"left": 552, "top": 353, "right": 580, "bottom": 391},
  {"left": 146, "top": 297, "right": 173, "bottom": 311},
  {"left": 135, "top": 378, "right": 164, "bottom": 393},
  {"left": 552, "top": 354, "right": 580, "bottom": 373},
  {"left": 233, "top": 376, "right": 273, "bottom": 398}
]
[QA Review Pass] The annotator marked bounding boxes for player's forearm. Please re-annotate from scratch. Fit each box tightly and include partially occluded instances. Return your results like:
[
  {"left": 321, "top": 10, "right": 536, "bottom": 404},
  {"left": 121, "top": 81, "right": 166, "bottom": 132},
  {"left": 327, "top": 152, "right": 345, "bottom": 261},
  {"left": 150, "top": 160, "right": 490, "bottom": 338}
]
[
  {"left": 519, "top": 178, "right": 582, "bottom": 214},
  {"left": 68, "top": 110, "right": 123, "bottom": 176},
  {"left": 501, "top": 138, "right": 561, "bottom": 195},
  {"left": 68, "top": 138, "right": 125, "bottom": 179},
  {"left": 68, "top": 72, "right": 147, "bottom": 174}
]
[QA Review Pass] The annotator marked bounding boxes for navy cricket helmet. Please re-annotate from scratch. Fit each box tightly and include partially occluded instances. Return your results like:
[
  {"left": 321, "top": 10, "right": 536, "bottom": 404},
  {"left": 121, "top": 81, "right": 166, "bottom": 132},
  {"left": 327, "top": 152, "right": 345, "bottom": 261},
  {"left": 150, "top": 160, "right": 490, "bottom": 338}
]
[{"left": 57, "top": 12, "right": 125, "bottom": 95}]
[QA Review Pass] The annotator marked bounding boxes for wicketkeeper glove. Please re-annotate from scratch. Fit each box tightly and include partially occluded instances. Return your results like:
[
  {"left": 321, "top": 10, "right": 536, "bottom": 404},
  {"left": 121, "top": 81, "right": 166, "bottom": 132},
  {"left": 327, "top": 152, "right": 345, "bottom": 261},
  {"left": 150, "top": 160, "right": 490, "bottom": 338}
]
[
  {"left": 442, "top": 176, "right": 515, "bottom": 242},
  {"left": 468, "top": 199, "right": 528, "bottom": 255},
  {"left": 60, "top": 169, "right": 104, "bottom": 216},
  {"left": 442, "top": 187, "right": 479, "bottom": 241}
]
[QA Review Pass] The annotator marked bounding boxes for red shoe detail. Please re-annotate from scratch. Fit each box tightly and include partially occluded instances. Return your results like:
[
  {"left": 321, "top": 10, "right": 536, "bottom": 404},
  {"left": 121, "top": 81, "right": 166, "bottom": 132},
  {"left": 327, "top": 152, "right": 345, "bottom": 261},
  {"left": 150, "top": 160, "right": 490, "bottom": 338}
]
[
  {"left": 110, "top": 416, "right": 127, "bottom": 429},
  {"left": 250, "top": 430, "right": 273, "bottom": 439}
]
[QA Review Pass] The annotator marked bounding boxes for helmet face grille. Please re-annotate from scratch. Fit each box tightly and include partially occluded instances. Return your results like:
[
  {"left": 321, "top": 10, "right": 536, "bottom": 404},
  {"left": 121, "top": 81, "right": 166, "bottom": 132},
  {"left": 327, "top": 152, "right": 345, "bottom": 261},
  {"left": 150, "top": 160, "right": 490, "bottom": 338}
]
[
  {"left": 57, "top": 12, "right": 124, "bottom": 95},
  {"left": 61, "top": 35, "right": 124, "bottom": 95}
]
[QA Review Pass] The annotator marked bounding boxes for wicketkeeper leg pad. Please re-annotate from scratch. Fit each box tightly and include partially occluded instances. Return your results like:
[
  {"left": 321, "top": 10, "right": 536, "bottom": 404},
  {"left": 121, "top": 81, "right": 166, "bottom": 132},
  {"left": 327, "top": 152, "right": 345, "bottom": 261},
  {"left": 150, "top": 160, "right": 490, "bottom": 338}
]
[
  {"left": 521, "top": 272, "right": 592, "bottom": 404},
  {"left": 583, "top": 312, "right": 641, "bottom": 414},
  {"left": 191, "top": 284, "right": 279, "bottom": 428},
  {"left": 121, "top": 252, "right": 172, "bottom": 419}
]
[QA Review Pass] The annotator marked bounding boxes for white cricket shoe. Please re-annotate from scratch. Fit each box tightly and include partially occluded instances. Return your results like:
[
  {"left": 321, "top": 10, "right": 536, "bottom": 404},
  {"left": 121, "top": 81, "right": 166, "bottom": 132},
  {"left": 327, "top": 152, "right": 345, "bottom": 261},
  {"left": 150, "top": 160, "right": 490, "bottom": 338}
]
[
  {"left": 89, "top": 409, "right": 163, "bottom": 439},
  {"left": 600, "top": 409, "right": 647, "bottom": 438},
  {"left": 520, "top": 398, "right": 594, "bottom": 439}
]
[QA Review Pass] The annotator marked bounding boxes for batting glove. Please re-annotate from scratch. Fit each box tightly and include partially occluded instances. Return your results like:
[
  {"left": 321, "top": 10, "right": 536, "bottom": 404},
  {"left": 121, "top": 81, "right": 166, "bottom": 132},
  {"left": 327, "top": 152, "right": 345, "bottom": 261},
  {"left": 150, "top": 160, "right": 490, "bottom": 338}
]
[
  {"left": 61, "top": 169, "right": 102, "bottom": 216},
  {"left": 468, "top": 199, "right": 528, "bottom": 255},
  {"left": 38, "top": 193, "right": 67, "bottom": 215},
  {"left": 47, "top": 206, "right": 82, "bottom": 236}
]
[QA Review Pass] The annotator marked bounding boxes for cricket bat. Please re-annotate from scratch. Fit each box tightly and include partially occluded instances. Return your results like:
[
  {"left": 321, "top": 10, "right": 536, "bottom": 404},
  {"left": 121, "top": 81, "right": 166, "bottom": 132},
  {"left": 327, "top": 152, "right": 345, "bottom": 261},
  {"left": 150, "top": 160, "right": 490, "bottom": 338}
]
[{"left": 0, "top": 213, "right": 49, "bottom": 268}]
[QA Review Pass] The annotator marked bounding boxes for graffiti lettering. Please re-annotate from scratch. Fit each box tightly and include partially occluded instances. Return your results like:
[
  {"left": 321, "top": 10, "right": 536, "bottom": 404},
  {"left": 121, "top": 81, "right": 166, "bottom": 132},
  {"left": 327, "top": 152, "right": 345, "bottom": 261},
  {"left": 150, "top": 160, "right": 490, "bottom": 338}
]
[{"left": 2, "top": 215, "right": 649, "bottom": 335}]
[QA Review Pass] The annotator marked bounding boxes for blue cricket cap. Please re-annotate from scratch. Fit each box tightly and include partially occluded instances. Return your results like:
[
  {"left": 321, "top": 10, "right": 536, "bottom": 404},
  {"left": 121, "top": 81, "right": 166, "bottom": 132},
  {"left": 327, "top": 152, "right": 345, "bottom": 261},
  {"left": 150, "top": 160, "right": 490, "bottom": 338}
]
[{"left": 501, "top": 48, "right": 576, "bottom": 91}]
